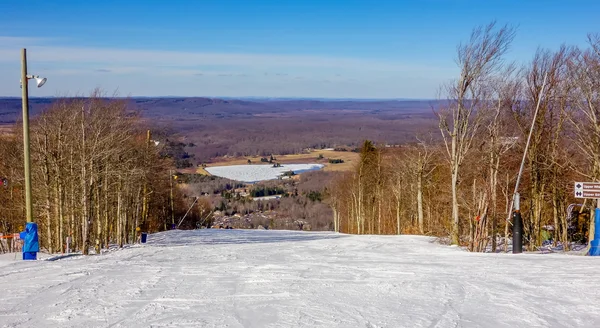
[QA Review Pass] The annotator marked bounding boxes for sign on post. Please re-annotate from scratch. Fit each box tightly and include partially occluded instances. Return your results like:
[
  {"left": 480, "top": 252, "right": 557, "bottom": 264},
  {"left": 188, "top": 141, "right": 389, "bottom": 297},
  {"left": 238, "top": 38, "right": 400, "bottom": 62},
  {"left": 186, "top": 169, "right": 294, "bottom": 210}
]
[{"left": 574, "top": 182, "right": 600, "bottom": 199}]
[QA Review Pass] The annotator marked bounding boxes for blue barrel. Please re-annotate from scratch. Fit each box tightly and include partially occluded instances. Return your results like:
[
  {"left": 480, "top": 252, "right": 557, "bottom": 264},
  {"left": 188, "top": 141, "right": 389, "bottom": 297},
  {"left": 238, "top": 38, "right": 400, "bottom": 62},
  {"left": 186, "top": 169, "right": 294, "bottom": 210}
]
[
  {"left": 141, "top": 232, "right": 148, "bottom": 243},
  {"left": 23, "top": 252, "right": 37, "bottom": 260},
  {"left": 21, "top": 222, "right": 39, "bottom": 261}
]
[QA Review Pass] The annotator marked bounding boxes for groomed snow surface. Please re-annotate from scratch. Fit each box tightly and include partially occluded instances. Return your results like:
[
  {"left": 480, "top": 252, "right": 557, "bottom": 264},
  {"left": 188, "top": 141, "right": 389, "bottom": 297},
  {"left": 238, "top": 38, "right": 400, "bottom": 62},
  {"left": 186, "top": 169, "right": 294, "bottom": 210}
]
[
  {"left": 205, "top": 164, "right": 324, "bottom": 182},
  {"left": 1, "top": 230, "right": 599, "bottom": 327}
]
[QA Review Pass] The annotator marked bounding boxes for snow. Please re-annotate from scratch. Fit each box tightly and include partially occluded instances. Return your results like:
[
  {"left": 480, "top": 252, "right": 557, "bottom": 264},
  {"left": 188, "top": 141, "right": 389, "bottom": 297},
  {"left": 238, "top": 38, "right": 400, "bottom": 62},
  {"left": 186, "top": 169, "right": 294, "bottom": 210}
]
[
  {"left": 251, "top": 195, "right": 282, "bottom": 201},
  {"left": 0, "top": 252, "right": 55, "bottom": 266},
  {"left": 0, "top": 230, "right": 599, "bottom": 327},
  {"left": 205, "top": 164, "right": 324, "bottom": 182}
]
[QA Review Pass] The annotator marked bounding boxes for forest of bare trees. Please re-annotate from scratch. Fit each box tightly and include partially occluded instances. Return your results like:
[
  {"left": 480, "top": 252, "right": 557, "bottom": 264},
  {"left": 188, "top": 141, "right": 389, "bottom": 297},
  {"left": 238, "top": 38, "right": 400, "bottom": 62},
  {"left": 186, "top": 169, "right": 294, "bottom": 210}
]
[
  {"left": 330, "top": 23, "right": 600, "bottom": 252},
  {"left": 0, "top": 92, "right": 192, "bottom": 254}
]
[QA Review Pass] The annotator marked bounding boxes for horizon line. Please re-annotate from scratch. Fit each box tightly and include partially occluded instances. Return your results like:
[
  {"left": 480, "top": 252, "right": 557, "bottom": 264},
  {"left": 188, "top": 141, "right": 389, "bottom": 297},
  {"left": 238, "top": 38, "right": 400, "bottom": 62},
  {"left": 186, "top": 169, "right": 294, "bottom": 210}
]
[{"left": 0, "top": 95, "right": 437, "bottom": 101}]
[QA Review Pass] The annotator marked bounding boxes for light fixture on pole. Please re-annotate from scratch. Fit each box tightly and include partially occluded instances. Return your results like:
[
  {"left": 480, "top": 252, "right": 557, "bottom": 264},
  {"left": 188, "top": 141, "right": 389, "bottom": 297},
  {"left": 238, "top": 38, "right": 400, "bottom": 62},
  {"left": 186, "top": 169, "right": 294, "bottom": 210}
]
[
  {"left": 20, "top": 75, "right": 47, "bottom": 88},
  {"left": 20, "top": 48, "right": 47, "bottom": 261}
]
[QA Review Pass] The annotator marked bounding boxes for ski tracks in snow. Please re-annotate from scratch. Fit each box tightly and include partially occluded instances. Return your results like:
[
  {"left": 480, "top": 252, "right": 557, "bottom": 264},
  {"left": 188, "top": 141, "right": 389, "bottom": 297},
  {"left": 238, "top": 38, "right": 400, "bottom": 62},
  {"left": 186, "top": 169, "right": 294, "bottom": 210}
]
[{"left": 0, "top": 230, "right": 599, "bottom": 327}]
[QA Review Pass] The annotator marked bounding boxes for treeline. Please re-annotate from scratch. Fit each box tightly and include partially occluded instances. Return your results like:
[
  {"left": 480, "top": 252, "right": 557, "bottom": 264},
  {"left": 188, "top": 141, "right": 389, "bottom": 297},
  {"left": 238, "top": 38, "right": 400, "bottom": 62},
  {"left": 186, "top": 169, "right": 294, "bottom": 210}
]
[
  {"left": 160, "top": 141, "right": 196, "bottom": 168},
  {"left": 250, "top": 186, "right": 285, "bottom": 197},
  {"left": 0, "top": 92, "right": 189, "bottom": 254},
  {"left": 330, "top": 23, "right": 600, "bottom": 252},
  {"left": 180, "top": 171, "right": 336, "bottom": 230},
  {"left": 176, "top": 110, "right": 435, "bottom": 163}
]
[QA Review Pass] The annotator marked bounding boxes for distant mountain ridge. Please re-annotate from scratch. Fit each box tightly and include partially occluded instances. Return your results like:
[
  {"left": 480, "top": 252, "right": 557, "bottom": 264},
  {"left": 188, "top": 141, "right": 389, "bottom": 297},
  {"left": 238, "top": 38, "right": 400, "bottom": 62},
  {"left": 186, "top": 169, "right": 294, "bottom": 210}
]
[{"left": 0, "top": 97, "right": 438, "bottom": 124}]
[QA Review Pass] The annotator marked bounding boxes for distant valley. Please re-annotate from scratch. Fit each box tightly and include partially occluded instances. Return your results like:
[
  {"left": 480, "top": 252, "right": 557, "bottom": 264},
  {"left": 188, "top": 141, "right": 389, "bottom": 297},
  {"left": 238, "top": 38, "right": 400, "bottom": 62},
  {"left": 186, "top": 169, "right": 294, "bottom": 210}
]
[{"left": 0, "top": 97, "right": 440, "bottom": 163}]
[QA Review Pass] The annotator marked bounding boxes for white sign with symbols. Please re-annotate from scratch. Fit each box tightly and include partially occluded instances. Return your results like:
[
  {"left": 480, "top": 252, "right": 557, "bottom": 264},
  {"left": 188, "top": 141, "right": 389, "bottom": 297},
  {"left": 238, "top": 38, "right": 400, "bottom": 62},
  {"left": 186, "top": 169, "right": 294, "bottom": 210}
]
[{"left": 574, "top": 182, "right": 600, "bottom": 199}]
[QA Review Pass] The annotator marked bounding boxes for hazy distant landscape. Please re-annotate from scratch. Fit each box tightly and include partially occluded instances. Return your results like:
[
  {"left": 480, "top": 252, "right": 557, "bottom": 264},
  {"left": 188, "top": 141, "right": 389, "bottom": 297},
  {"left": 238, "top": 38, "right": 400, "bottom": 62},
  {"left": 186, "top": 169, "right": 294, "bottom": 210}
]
[{"left": 0, "top": 97, "right": 439, "bottom": 162}]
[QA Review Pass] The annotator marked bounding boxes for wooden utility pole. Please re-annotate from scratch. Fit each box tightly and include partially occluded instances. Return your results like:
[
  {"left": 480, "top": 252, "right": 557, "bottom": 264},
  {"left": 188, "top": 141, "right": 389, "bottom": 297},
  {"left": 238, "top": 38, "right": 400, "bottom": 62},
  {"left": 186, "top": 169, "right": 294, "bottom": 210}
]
[{"left": 21, "top": 48, "right": 33, "bottom": 223}]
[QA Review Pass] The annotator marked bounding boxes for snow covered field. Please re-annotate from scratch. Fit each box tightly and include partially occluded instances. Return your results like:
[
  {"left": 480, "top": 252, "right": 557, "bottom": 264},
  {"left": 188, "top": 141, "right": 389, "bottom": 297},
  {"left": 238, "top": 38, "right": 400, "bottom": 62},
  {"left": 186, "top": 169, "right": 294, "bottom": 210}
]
[
  {"left": 205, "top": 164, "right": 323, "bottom": 182},
  {"left": 1, "top": 230, "right": 599, "bottom": 327}
]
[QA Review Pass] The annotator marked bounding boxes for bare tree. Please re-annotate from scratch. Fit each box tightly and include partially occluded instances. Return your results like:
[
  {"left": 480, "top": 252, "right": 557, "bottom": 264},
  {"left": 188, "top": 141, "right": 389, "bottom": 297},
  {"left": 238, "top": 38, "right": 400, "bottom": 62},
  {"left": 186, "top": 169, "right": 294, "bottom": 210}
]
[
  {"left": 568, "top": 35, "right": 600, "bottom": 249},
  {"left": 402, "top": 138, "right": 437, "bottom": 234},
  {"left": 437, "top": 22, "right": 516, "bottom": 245},
  {"left": 511, "top": 47, "right": 570, "bottom": 248},
  {"left": 484, "top": 66, "right": 521, "bottom": 251},
  {"left": 0, "top": 92, "right": 187, "bottom": 255}
]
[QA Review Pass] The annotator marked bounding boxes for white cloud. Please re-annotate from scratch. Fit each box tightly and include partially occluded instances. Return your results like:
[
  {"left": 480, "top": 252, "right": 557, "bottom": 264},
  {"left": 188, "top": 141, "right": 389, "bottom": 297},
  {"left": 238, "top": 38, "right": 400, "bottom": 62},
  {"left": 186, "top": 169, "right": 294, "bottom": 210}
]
[
  {"left": 0, "top": 35, "right": 455, "bottom": 98},
  {"left": 0, "top": 36, "right": 49, "bottom": 46},
  {"left": 0, "top": 36, "right": 448, "bottom": 73}
]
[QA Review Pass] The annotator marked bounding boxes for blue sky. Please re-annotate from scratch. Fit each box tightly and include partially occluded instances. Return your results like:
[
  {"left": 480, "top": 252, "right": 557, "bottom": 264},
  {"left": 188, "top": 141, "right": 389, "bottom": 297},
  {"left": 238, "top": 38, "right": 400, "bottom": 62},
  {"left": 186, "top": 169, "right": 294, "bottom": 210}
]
[{"left": 0, "top": 0, "right": 598, "bottom": 98}]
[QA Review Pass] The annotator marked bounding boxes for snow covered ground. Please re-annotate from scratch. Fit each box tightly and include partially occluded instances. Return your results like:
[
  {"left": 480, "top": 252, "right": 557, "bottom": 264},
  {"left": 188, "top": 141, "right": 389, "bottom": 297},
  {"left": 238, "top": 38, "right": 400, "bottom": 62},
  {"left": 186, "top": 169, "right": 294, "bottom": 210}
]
[
  {"left": 205, "top": 164, "right": 323, "bottom": 182},
  {"left": 0, "top": 230, "right": 599, "bottom": 327}
]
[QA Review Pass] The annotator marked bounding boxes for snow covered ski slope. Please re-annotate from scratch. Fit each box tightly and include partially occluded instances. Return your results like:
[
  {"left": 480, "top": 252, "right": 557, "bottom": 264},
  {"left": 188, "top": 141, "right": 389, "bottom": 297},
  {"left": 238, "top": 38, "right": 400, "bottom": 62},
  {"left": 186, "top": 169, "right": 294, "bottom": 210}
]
[{"left": 0, "top": 229, "right": 599, "bottom": 327}]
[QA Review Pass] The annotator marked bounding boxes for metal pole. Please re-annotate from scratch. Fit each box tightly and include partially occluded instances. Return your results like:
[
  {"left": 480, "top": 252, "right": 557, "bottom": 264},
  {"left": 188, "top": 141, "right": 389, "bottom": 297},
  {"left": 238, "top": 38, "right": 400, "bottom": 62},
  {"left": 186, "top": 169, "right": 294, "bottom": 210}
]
[
  {"left": 176, "top": 197, "right": 199, "bottom": 229},
  {"left": 512, "top": 193, "right": 523, "bottom": 253},
  {"left": 21, "top": 48, "right": 33, "bottom": 224},
  {"left": 506, "top": 73, "right": 548, "bottom": 223}
]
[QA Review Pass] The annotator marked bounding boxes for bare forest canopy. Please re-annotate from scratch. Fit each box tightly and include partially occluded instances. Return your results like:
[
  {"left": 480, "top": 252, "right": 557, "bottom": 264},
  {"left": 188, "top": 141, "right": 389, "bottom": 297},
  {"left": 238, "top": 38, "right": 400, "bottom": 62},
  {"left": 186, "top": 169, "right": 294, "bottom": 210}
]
[
  {"left": 0, "top": 97, "right": 441, "bottom": 164},
  {"left": 0, "top": 95, "right": 212, "bottom": 255},
  {"left": 330, "top": 25, "right": 600, "bottom": 253}
]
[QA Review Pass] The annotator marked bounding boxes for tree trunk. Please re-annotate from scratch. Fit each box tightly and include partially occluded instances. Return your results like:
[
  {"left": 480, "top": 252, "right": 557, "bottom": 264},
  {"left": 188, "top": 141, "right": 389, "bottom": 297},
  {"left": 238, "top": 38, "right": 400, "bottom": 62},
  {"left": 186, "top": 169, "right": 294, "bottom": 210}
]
[
  {"left": 169, "top": 170, "right": 174, "bottom": 227},
  {"left": 468, "top": 213, "right": 474, "bottom": 251},
  {"left": 104, "top": 167, "right": 110, "bottom": 248},
  {"left": 332, "top": 207, "right": 338, "bottom": 232},
  {"left": 490, "top": 151, "right": 500, "bottom": 252},
  {"left": 117, "top": 179, "right": 123, "bottom": 247},
  {"left": 590, "top": 199, "right": 599, "bottom": 251},
  {"left": 56, "top": 175, "right": 64, "bottom": 253},
  {"left": 417, "top": 171, "right": 424, "bottom": 234},
  {"left": 531, "top": 184, "right": 545, "bottom": 249},
  {"left": 80, "top": 106, "right": 91, "bottom": 255},
  {"left": 451, "top": 163, "right": 460, "bottom": 245},
  {"left": 560, "top": 204, "right": 569, "bottom": 251},
  {"left": 396, "top": 199, "right": 401, "bottom": 235},
  {"left": 95, "top": 177, "right": 102, "bottom": 249},
  {"left": 43, "top": 133, "right": 54, "bottom": 253},
  {"left": 552, "top": 189, "right": 559, "bottom": 248},
  {"left": 141, "top": 130, "right": 151, "bottom": 225},
  {"left": 69, "top": 148, "right": 76, "bottom": 252}
]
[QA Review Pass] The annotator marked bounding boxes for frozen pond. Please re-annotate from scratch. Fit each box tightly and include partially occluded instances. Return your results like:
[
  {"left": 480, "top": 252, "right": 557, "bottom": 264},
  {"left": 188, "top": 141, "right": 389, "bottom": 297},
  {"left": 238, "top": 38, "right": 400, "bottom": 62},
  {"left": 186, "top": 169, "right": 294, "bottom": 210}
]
[{"left": 205, "top": 163, "right": 324, "bottom": 182}]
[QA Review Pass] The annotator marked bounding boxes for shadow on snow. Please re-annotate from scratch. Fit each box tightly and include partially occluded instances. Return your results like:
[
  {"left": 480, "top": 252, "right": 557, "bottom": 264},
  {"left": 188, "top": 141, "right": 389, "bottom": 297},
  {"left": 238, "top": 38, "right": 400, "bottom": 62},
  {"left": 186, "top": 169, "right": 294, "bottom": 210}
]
[{"left": 146, "top": 229, "right": 347, "bottom": 247}]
